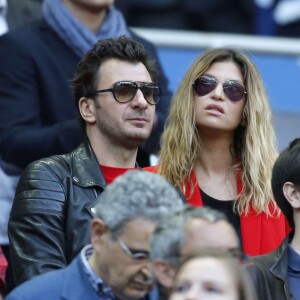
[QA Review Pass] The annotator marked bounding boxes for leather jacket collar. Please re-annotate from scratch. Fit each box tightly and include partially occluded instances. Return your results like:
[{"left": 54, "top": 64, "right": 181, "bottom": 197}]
[
  {"left": 70, "top": 139, "right": 106, "bottom": 188},
  {"left": 270, "top": 236, "right": 290, "bottom": 282}
]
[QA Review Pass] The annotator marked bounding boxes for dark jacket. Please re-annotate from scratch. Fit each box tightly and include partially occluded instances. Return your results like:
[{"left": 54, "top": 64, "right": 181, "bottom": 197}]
[
  {"left": 0, "top": 19, "right": 171, "bottom": 170},
  {"left": 6, "top": 252, "right": 104, "bottom": 300},
  {"left": 247, "top": 237, "right": 291, "bottom": 300},
  {"left": 8, "top": 140, "right": 106, "bottom": 285},
  {"left": 6, "top": 0, "right": 42, "bottom": 31},
  {"left": 6, "top": 251, "right": 113, "bottom": 300}
]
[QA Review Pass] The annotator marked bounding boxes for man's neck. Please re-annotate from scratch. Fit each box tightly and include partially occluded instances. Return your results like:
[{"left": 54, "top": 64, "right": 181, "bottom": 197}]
[
  {"left": 62, "top": 0, "right": 109, "bottom": 32},
  {"left": 88, "top": 134, "right": 138, "bottom": 169}
]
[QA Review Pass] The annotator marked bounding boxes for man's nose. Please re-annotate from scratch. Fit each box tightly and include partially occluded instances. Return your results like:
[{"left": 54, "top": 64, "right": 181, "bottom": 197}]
[
  {"left": 130, "top": 88, "right": 148, "bottom": 109},
  {"left": 140, "top": 263, "right": 154, "bottom": 283}
]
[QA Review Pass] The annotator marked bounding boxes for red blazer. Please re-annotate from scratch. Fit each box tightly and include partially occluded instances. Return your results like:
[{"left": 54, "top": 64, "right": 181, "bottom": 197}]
[{"left": 145, "top": 166, "right": 288, "bottom": 256}]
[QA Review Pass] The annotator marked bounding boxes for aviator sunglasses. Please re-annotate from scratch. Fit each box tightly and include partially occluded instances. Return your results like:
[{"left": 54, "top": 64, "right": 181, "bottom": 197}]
[
  {"left": 193, "top": 75, "right": 247, "bottom": 102},
  {"left": 86, "top": 80, "right": 160, "bottom": 105}
]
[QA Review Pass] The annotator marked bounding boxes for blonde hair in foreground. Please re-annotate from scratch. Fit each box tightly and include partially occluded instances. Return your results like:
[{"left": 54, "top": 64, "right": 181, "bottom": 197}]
[{"left": 158, "top": 47, "right": 278, "bottom": 215}]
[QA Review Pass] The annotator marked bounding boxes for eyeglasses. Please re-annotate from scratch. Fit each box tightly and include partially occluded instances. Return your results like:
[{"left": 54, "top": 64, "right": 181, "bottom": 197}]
[
  {"left": 86, "top": 80, "right": 160, "bottom": 105},
  {"left": 112, "top": 233, "right": 150, "bottom": 260},
  {"left": 193, "top": 75, "right": 247, "bottom": 102}
]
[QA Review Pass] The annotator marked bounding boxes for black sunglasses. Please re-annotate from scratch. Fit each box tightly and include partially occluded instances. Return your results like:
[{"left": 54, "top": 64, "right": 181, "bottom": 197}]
[
  {"left": 86, "top": 80, "right": 160, "bottom": 105},
  {"left": 193, "top": 75, "right": 247, "bottom": 102}
]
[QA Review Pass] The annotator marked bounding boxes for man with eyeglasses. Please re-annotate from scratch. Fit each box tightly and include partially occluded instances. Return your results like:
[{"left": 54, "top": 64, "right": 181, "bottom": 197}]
[
  {"left": 6, "top": 170, "right": 185, "bottom": 300},
  {"left": 8, "top": 36, "right": 164, "bottom": 286},
  {"left": 149, "top": 206, "right": 244, "bottom": 300}
]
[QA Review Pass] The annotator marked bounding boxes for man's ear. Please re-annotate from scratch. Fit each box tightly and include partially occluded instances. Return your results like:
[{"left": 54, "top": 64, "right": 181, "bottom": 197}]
[
  {"left": 283, "top": 182, "right": 300, "bottom": 209},
  {"left": 78, "top": 97, "right": 97, "bottom": 124},
  {"left": 90, "top": 218, "right": 108, "bottom": 251},
  {"left": 153, "top": 260, "right": 176, "bottom": 289}
]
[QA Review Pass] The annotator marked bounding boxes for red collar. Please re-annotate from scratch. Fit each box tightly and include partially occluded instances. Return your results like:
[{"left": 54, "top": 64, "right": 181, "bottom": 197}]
[{"left": 185, "top": 169, "right": 287, "bottom": 256}]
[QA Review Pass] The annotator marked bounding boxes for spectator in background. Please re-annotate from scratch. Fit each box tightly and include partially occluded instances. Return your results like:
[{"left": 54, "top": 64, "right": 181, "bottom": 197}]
[
  {"left": 0, "top": 0, "right": 42, "bottom": 295},
  {"left": 115, "top": 0, "right": 191, "bottom": 30},
  {"left": 150, "top": 207, "right": 242, "bottom": 300},
  {"left": 182, "top": 0, "right": 255, "bottom": 34},
  {"left": 253, "top": 0, "right": 277, "bottom": 35},
  {"left": 8, "top": 36, "right": 166, "bottom": 287},
  {"left": 170, "top": 248, "right": 256, "bottom": 300},
  {"left": 0, "top": 0, "right": 8, "bottom": 35},
  {"left": 146, "top": 47, "right": 288, "bottom": 256},
  {"left": 115, "top": 0, "right": 255, "bottom": 34},
  {"left": 6, "top": 170, "right": 185, "bottom": 300},
  {"left": 6, "top": 0, "right": 42, "bottom": 30},
  {"left": 0, "top": 247, "right": 7, "bottom": 298},
  {"left": 254, "top": 0, "right": 300, "bottom": 37},
  {"left": 273, "top": 0, "right": 300, "bottom": 37},
  {"left": 248, "top": 138, "right": 300, "bottom": 300}
]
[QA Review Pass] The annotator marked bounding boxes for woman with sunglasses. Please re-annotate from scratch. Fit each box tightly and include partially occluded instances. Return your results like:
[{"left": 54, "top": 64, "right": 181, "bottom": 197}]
[{"left": 146, "top": 47, "right": 288, "bottom": 256}]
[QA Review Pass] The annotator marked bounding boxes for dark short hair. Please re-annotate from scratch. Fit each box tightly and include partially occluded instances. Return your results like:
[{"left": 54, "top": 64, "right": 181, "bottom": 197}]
[
  {"left": 72, "top": 35, "right": 158, "bottom": 131},
  {"left": 272, "top": 138, "right": 300, "bottom": 230}
]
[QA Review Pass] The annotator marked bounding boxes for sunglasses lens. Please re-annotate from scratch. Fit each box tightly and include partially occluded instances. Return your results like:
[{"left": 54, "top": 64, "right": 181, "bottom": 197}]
[
  {"left": 114, "top": 82, "right": 137, "bottom": 103},
  {"left": 194, "top": 76, "right": 217, "bottom": 96},
  {"left": 141, "top": 85, "right": 160, "bottom": 105},
  {"left": 223, "top": 81, "right": 245, "bottom": 102}
]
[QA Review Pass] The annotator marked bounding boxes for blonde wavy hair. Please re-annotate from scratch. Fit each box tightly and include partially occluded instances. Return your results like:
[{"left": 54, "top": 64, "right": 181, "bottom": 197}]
[{"left": 158, "top": 47, "right": 278, "bottom": 215}]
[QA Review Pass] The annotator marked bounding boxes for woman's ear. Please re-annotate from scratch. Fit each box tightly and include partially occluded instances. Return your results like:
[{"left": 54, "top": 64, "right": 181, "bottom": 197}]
[
  {"left": 78, "top": 97, "right": 97, "bottom": 124},
  {"left": 283, "top": 182, "right": 300, "bottom": 209}
]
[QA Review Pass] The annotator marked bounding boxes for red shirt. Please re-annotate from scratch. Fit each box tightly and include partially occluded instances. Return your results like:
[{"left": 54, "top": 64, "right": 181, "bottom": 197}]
[
  {"left": 100, "top": 165, "right": 136, "bottom": 185},
  {"left": 0, "top": 247, "right": 7, "bottom": 290},
  {"left": 145, "top": 165, "right": 289, "bottom": 256}
]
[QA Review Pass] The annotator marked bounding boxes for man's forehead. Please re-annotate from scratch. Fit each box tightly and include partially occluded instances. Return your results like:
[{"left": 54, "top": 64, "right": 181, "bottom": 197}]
[
  {"left": 117, "top": 218, "right": 157, "bottom": 253},
  {"left": 121, "top": 218, "right": 157, "bottom": 239},
  {"left": 183, "top": 219, "right": 239, "bottom": 249},
  {"left": 97, "top": 58, "right": 151, "bottom": 85}
]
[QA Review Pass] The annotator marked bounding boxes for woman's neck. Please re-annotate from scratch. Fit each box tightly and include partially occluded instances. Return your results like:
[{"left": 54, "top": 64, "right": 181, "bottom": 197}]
[
  {"left": 194, "top": 135, "right": 237, "bottom": 200},
  {"left": 196, "top": 135, "right": 235, "bottom": 175}
]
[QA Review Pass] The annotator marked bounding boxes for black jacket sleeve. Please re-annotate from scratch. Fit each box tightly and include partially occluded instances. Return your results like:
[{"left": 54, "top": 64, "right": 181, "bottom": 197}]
[{"left": 8, "top": 160, "right": 68, "bottom": 285}]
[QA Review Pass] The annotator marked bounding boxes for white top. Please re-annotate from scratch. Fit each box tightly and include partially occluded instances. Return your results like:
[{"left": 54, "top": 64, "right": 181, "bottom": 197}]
[
  {"left": 0, "top": 167, "right": 19, "bottom": 244},
  {"left": 0, "top": 0, "right": 8, "bottom": 35}
]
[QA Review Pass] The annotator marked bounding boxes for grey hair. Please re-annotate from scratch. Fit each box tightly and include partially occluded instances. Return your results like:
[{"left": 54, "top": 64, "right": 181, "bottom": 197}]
[
  {"left": 94, "top": 170, "right": 185, "bottom": 237},
  {"left": 150, "top": 206, "right": 227, "bottom": 265}
]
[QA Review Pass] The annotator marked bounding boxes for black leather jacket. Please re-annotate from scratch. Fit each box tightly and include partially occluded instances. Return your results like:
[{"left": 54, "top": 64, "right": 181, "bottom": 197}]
[
  {"left": 247, "top": 237, "right": 291, "bottom": 300},
  {"left": 8, "top": 140, "right": 106, "bottom": 285}
]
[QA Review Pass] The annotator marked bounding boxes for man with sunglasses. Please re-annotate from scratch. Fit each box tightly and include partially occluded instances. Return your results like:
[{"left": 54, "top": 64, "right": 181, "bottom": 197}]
[
  {"left": 8, "top": 36, "right": 163, "bottom": 286},
  {"left": 149, "top": 206, "right": 243, "bottom": 300},
  {"left": 6, "top": 170, "right": 185, "bottom": 300}
]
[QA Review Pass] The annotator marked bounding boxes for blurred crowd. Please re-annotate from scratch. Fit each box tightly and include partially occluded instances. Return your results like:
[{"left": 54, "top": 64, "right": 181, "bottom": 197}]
[{"left": 115, "top": 0, "right": 300, "bottom": 37}]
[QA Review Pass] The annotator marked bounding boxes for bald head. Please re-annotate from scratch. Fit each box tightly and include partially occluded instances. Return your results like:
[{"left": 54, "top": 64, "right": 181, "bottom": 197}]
[
  {"left": 150, "top": 207, "right": 241, "bottom": 291},
  {"left": 181, "top": 219, "right": 239, "bottom": 257}
]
